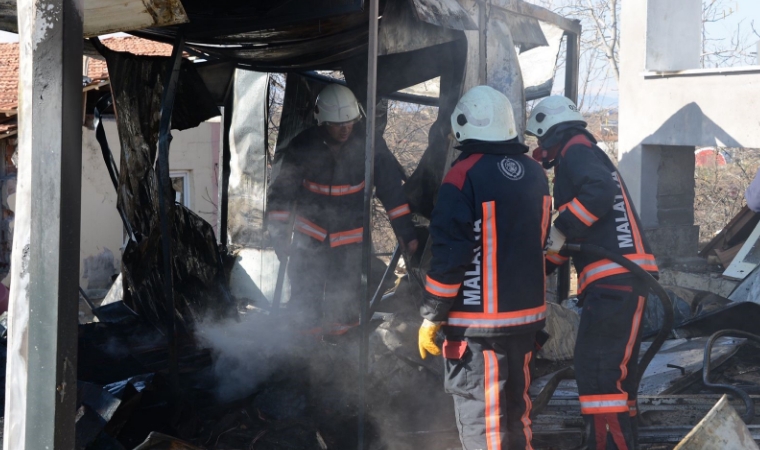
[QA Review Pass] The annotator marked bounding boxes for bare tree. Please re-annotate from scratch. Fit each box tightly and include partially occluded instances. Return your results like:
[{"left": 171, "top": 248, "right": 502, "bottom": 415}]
[
  {"left": 529, "top": 0, "right": 620, "bottom": 112},
  {"left": 701, "top": 0, "right": 759, "bottom": 68}
]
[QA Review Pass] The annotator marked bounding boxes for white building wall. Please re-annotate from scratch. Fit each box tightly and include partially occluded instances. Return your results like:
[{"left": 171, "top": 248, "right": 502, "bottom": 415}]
[
  {"left": 618, "top": 0, "right": 760, "bottom": 262},
  {"left": 79, "top": 119, "right": 220, "bottom": 291}
]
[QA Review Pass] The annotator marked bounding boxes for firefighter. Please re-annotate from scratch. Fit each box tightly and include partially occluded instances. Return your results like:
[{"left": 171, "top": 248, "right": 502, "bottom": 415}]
[
  {"left": 418, "top": 85, "right": 551, "bottom": 450},
  {"left": 266, "top": 83, "right": 418, "bottom": 327},
  {"left": 526, "top": 95, "right": 659, "bottom": 450}
]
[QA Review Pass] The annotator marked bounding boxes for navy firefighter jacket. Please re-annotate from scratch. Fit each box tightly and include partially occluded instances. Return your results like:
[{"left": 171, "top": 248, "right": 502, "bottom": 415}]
[
  {"left": 421, "top": 141, "right": 551, "bottom": 338},
  {"left": 266, "top": 125, "right": 416, "bottom": 249},
  {"left": 546, "top": 133, "right": 659, "bottom": 294}
]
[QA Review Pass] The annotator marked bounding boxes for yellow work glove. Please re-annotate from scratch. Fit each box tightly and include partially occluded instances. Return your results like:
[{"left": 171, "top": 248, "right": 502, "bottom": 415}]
[{"left": 418, "top": 319, "right": 443, "bottom": 359}]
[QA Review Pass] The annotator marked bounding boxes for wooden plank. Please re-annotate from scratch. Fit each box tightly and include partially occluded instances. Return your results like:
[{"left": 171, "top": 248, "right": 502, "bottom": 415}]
[{"left": 83, "top": 0, "right": 188, "bottom": 37}]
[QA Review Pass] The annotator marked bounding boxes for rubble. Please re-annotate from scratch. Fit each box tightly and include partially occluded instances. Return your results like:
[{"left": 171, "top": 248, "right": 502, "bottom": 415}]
[{"left": 674, "top": 395, "right": 759, "bottom": 450}]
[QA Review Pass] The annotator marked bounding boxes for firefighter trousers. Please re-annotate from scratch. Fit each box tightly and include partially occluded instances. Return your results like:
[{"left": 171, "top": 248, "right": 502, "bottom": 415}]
[
  {"left": 286, "top": 234, "right": 390, "bottom": 326},
  {"left": 443, "top": 333, "right": 536, "bottom": 450},
  {"left": 575, "top": 280, "right": 647, "bottom": 450}
]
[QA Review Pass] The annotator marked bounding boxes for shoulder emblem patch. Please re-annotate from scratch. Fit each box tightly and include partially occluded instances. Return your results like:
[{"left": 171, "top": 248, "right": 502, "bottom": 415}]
[{"left": 498, "top": 157, "right": 524, "bottom": 181}]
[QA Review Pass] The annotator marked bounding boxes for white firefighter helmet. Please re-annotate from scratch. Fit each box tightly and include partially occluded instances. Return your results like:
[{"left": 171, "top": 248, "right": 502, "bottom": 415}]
[
  {"left": 450, "top": 85, "right": 517, "bottom": 142},
  {"left": 314, "top": 84, "right": 363, "bottom": 125},
  {"left": 526, "top": 95, "right": 586, "bottom": 138}
]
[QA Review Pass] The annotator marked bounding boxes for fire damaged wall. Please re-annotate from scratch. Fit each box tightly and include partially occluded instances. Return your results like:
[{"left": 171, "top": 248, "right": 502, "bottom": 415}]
[{"left": 102, "top": 46, "right": 234, "bottom": 332}]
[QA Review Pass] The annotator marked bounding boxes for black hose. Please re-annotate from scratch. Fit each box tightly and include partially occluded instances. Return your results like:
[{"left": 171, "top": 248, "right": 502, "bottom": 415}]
[
  {"left": 565, "top": 243, "right": 674, "bottom": 387},
  {"left": 702, "top": 329, "right": 759, "bottom": 423}
]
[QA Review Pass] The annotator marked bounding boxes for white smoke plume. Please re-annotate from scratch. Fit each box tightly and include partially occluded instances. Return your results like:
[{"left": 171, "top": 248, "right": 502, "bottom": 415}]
[{"left": 195, "top": 312, "right": 297, "bottom": 402}]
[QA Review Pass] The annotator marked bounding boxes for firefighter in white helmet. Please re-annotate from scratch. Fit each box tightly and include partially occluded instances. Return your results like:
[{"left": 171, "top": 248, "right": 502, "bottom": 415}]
[
  {"left": 528, "top": 95, "right": 659, "bottom": 450},
  {"left": 417, "top": 85, "right": 550, "bottom": 449},
  {"left": 266, "top": 83, "right": 418, "bottom": 327}
]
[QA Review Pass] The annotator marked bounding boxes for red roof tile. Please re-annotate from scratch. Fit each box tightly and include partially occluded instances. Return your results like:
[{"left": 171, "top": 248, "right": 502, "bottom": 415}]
[
  {"left": 0, "top": 37, "right": 174, "bottom": 137},
  {"left": 87, "top": 36, "right": 174, "bottom": 80},
  {"left": 0, "top": 37, "right": 174, "bottom": 109},
  {"left": 0, "top": 43, "right": 18, "bottom": 111}
]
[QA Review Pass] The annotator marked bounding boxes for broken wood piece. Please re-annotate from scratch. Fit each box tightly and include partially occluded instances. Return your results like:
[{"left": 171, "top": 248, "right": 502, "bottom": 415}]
[{"left": 674, "top": 394, "right": 760, "bottom": 450}]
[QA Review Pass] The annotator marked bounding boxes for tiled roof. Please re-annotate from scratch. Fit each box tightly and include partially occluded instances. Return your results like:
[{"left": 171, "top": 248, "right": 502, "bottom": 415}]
[
  {"left": 0, "top": 37, "right": 174, "bottom": 137},
  {"left": 0, "top": 43, "right": 18, "bottom": 112},
  {"left": 87, "top": 36, "right": 174, "bottom": 80}
]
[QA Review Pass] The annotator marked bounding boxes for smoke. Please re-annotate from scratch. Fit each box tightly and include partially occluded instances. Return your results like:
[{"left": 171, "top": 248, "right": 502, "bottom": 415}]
[{"left": 195, "top": 312, "right": 298, "bottom": 402}]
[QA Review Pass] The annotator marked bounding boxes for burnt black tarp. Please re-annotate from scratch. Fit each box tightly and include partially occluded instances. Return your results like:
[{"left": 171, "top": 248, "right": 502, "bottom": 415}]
[{"left": 102, "top": 47, "right": 235, "bottom": 332}]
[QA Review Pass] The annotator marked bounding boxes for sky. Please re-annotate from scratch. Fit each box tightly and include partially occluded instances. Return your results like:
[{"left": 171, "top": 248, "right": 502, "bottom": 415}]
[{"left": 529, "top": 0, "right": 760, "bottom": 110}]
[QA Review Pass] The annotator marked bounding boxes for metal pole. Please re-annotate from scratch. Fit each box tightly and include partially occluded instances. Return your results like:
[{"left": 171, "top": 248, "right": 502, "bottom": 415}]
[
  {"left": 359, "top": 0, "right": 379, "bottom": 447},
  {"left": 6, "top": 0, "right": 83, "bottom": 448},
  {"left": 478, "top": 1, "right": 488, "bottom": 84},
  {"left": 157, "top": 33, "right": 185, "bottom": 395},
  {"left": 368, "top": 244, "right": 401, "bottom": 314},
  {"left": 560, "top": 24, "right": 580, "bottom": 302},
  {"left": 218, "top": 89, "right": 232, "bottom": 246}
]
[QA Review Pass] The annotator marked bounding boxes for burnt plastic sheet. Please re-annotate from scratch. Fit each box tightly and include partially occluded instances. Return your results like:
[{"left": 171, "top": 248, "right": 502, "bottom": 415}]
[
  {"left": 101, "top": 45, "right": 219, "bottom": 240},
  {"left": 379, "top": 0, "right": 462, "bottom": 55},
  {"left": 102, "top": 46, "right": 235, "bottom": 332},
  {"left": 641, "top": 289, "right": 693, "bottom": 338},
  {"left": 78, "top": 322, "right": 157, "bottom": 385},
  {"left": 122, "top": 206, "right": 236, "bottom": 332},
  {"left": 76, "top": 382, "right": 124, "bottom": 449},
  {"left": 76, "top": 372, "right": 176, "bottom": 449},
  {"left": 674, "top": 301, "right": 760, "bottom": 339}
]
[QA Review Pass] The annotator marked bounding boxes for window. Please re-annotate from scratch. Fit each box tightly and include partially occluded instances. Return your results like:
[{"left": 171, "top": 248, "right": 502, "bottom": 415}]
[
  {"left": 645, "top": 0, "right": 760, "bottom": 73},
  {"left": 170, "top": 171, "right": 191, "bottom": 208},
  {"left": 701, "top": 0, "right": 760, "bottom": 68}
]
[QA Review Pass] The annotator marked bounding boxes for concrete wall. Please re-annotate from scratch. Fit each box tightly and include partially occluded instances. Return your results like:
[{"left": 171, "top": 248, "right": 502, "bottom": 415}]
[
  {"left": 79, "top": 118, "right": 220, "bottom": 292},
  {"left": 618, "top": 0, "right": 760, "bottom": 262}
]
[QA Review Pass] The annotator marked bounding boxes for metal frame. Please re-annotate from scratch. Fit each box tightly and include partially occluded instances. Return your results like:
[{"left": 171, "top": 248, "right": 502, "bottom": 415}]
[
  {"left": 218, "top": 89, "right": 232, "bottom": 245},
  {"left": 358, "top": 0, "right": 380, "bottom": 447},
  {"left": 157, "top": 33, "right": 185, "bottom": 395},
  {"left": 298, "top": 70, "right": 440, "bottom": 106}
]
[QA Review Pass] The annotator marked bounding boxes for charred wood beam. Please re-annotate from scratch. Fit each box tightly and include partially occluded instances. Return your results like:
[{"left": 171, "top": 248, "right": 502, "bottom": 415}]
[{"left": 564, "top": 27, "right": 581, "bottom": 104}]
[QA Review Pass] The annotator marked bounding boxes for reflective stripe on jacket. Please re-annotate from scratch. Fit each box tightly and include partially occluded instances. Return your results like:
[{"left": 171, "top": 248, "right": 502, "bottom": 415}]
[
  {"left": 548, "top": 134, "right": 659, "bottom": 292},
  {"left": 266, "top": 125, "right": 416, "bottom": 247},
  {"left": 421, "top": 142, "right": 550, "bottom": 337}
]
